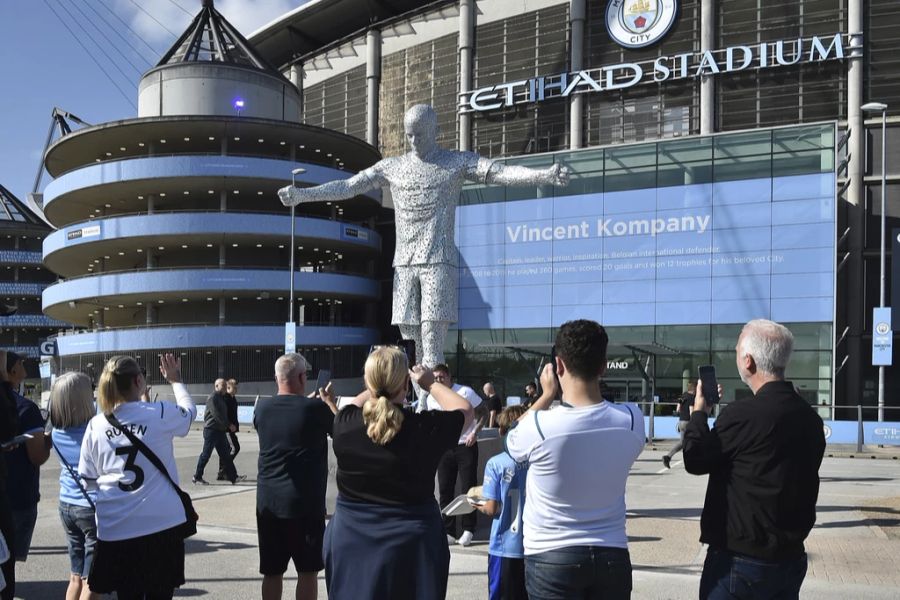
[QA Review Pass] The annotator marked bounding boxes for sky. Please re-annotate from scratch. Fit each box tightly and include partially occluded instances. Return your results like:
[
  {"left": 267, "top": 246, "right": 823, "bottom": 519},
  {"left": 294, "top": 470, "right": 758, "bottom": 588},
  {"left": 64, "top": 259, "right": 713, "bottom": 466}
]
[{"left": 0, "top": 0, "right": 303, "bottom": 204}]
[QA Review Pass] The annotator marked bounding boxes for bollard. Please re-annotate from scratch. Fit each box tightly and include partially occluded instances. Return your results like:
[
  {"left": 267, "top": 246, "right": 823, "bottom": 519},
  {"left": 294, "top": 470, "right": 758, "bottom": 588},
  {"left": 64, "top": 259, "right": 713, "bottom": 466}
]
[
  {"left": 857, "top": 404, "right": 864, "bottom": 454},
  {"left": 648, "top": 399, "right": 655, "bottom": 442}
]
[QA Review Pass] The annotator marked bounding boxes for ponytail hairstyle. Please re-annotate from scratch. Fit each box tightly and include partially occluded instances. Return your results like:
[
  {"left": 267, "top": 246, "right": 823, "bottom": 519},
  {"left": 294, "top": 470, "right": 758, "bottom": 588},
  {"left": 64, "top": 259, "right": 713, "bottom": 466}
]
[
  {"left": 97, "top": 355, "right": 142, "bottom": 414},
  {"left": 362, "top": 347, "right": 408, "bottom": 445}
]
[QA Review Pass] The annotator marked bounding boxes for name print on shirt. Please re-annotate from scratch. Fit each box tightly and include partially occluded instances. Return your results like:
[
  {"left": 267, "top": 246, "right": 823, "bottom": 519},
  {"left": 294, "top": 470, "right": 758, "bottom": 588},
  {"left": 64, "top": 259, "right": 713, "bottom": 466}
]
[{"left": 104, "top": 422, "right": 148, "bottom": 441}]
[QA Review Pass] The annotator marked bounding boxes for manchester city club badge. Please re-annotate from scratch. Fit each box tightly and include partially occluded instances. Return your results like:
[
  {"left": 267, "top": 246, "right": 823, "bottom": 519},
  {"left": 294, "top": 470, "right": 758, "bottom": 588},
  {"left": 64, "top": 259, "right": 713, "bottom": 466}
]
[{"left": 605, "top": 0, "right": 678, "bottom": 49}]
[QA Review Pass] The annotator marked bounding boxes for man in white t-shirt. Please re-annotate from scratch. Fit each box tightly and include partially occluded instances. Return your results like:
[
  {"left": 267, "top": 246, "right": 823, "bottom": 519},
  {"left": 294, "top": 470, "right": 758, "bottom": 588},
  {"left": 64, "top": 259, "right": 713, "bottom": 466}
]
[
  {"left": 424, "top": 363, "right": 483, "bottom": 547},
  {"left": 506, "top": 320, "right": 644, "bottom": 599}
]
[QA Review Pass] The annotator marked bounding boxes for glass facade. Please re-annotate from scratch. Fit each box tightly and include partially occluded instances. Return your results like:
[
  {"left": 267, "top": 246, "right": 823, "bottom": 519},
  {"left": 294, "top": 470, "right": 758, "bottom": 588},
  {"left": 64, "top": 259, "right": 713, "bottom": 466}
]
[
  {"left": 303, "top": 64, "right": 367, "bottom": 141},
  {"left": 717, "top": 0, "right": 847, "bottom": 130},
  {"left": 380, "top": 33, "right": 460, "bottom": 157},
  {"left": 472, "top": 4, "right": 570, "bottom": 157},
  {"left": 583, "top": 0, "right": 701, "bottom": 145},
  {"left": 448, "top": 123, "right": 836, "bottom": 408}
]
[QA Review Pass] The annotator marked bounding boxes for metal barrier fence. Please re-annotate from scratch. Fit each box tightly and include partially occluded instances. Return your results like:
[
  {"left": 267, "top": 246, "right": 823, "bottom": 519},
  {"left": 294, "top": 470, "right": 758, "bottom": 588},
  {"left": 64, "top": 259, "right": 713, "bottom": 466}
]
[
  {"left": 59, "top": 345, "right": 371, "bottom": 384},
  {"left": 635, "top": 401, "right": 900, "bottom": 449},
  {"left": 132, "top": 391, "right": 900, "bottom": 451}
]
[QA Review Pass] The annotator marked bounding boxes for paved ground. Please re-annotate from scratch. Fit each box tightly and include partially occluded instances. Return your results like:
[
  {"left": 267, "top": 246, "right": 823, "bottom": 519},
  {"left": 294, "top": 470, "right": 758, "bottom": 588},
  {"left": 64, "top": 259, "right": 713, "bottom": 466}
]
[{"left": 13, "top": 430, "right": 900, "bottom": 599}]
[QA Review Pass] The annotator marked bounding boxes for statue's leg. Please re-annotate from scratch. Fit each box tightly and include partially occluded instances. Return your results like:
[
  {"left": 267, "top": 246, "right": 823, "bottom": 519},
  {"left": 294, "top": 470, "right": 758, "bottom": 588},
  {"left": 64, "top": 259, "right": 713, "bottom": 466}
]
[
  {"left": 392, "top": 265, "right": 427, "bottom": 406},
  {"left": 421, "top": 320, "right": 451, "bottom": 369},
  {"left": 417, "top": 263, "right": 458, "bottom": 368}
]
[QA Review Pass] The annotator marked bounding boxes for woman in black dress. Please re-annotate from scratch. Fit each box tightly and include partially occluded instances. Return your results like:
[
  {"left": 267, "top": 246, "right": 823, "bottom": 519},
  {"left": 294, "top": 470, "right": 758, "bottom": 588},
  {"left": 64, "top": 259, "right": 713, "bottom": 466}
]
[{"left": 324, "top": 347, "right": 474, "bottom": 599}]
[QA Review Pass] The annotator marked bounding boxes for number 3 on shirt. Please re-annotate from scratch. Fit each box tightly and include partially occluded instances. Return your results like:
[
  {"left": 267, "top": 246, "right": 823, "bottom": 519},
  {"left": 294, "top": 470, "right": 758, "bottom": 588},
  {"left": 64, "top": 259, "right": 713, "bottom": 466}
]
[{"left": 115, "top": 445, "right": 145, "bottom": 492}]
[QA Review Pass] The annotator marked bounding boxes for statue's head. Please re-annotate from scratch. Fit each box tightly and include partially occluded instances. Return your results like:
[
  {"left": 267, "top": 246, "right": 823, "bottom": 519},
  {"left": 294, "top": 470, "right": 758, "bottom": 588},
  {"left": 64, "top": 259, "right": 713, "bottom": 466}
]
[{"left": 404, "top": 104, "right": 439, "bottom": 158}]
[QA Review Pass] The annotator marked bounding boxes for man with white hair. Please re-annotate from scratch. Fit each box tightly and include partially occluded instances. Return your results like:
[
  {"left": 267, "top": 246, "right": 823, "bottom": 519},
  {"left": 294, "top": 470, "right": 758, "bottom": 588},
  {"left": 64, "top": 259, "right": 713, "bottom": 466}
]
[
  {"left": 684, "top": 319, "right": 825, "bottom": 600},
  {"left": 254, "top": 354, "right": 337, "bottom": 600}
]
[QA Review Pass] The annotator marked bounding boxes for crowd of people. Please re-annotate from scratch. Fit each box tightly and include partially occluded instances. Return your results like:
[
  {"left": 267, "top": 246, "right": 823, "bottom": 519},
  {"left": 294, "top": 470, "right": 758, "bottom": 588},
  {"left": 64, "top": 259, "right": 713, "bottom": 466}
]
[{"left": 0, "top": 317, "right": 826, "bottom": 600}]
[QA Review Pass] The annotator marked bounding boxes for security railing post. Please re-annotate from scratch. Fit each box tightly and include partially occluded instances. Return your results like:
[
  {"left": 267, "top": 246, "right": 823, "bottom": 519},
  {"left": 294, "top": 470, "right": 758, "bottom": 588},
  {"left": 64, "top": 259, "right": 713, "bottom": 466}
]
[{"left": 857, "top": 404, "right": 864, "bottom": 453}]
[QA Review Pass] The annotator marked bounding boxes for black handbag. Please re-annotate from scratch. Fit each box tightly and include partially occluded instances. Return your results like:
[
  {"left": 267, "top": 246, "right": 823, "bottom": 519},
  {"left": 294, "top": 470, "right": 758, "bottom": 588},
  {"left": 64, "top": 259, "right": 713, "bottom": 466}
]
[{"left": 105, "top": 412, "right": 198, "bottom": 538}]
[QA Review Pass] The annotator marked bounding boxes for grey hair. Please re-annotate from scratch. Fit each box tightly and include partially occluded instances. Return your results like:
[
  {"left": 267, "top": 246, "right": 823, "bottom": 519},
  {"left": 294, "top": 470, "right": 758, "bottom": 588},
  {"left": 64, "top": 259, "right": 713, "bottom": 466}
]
[
  {"left": 275, "top": 353, "right": 310, "bottom": 382},
  {"left": 739, "top": 319, "right": 794, "bottom": 377},
  {"left": 49, "top": 372, "right": 96, "bottom": 429}
]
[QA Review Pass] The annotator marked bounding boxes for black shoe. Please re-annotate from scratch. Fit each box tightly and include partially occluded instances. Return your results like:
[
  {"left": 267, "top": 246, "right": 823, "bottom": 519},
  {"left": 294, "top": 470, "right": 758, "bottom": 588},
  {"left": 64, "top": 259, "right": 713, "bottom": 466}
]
[
  {"left": 230, "top": 475, "right": 247, "bottom": 485},
  {"left": 216, "top": 473, "right": 227, "bottom": 481},
  {"left": 192, "top": 476, "right": 209, "bottom": 485},
  {"left": 662, "top": 456, "right": 671, "bottom": 469}
]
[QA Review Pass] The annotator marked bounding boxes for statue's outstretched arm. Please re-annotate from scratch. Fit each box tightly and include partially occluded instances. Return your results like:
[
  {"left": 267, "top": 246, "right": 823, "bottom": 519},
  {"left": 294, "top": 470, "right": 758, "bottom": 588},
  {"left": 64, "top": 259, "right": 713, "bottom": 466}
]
[
  {"left": 277, "top": 172, "right": 377, "bottom": 207},
  {"left": 487, "top": 162, "right": 570, "bottom": 187}
]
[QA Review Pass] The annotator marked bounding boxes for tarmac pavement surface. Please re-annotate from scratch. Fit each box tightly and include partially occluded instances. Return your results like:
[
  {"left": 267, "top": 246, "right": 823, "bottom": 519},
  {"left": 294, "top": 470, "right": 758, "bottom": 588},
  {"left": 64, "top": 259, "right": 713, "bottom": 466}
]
[{"left": 13, "top": 429, "right": 900, "bottom": 599}]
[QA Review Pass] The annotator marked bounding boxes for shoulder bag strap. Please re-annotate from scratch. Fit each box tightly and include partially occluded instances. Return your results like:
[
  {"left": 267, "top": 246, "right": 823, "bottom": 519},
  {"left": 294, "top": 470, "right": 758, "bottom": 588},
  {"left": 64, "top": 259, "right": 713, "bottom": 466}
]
[
  {"left": 105, "top": 411, "right": 182, "bottom": 494},
  {"left": 50, "top": 433, "right": 96, "bottom": 511}
]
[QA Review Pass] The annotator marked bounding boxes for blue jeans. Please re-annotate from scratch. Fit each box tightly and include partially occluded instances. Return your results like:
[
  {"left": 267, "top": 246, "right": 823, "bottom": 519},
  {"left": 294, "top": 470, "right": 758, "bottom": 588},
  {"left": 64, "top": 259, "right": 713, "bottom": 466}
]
[
  {"left": 59, "top": 501, "right": 97, "bottom": 578},
  {"left": 525, "top": 546, "right": 632, "bottom": 600},
  {"left": 700, "top": 548, "right": 808, "bottom": 600},
  {"left": 194, "top": 428, "right": 236, "bottom": 481}
]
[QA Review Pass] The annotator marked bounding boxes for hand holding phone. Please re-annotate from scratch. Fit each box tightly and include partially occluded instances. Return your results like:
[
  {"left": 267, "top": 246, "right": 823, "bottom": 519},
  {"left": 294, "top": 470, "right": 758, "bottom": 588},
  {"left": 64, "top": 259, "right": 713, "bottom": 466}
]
[
  {"left": 314, "top": 369, "right": 331, "bottom": 397},
  {"left": 697, "top": 365, "right": 721, "bottom": 410}
]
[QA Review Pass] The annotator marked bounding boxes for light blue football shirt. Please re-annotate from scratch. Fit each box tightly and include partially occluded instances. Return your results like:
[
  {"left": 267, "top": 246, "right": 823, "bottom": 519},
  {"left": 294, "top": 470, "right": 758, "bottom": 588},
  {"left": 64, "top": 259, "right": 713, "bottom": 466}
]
[{"left": 482, "top": 451, "right": 527, "bottom": 558}]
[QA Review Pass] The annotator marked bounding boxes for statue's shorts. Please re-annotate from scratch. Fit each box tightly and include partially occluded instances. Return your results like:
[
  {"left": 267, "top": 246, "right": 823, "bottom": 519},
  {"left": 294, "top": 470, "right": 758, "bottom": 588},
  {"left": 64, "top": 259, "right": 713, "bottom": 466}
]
[{"left": 392, "top": 263, "right": 458, "bottom": 325}]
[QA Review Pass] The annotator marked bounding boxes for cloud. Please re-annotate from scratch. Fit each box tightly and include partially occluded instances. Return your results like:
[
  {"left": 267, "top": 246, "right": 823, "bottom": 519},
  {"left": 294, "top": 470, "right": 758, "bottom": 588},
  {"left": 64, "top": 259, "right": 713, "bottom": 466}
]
[{"left": 113, "top": 0, "right": 301, "bottom": 51}]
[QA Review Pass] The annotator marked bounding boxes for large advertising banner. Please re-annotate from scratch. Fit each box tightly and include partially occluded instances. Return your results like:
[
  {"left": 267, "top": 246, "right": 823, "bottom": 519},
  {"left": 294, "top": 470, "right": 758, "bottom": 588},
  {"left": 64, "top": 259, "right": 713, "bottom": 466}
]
[{"left": 455, "top": 172, "right": 835, "bottom": 329}]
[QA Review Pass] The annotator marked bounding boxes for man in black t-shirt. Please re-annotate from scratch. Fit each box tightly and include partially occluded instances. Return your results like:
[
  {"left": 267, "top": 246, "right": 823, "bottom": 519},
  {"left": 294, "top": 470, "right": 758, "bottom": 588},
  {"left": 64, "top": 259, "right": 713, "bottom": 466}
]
[
  {"left": 663, "top": 381, "right": 695, "bottom": 468},
  {"left": 522, "top": 382, "right": 539, "bottom": 408},
  {"left": 482, "top": 382, "right": 503, "bottom": 428},
  {"left": 253, "top": 353, "right": 337, "bottom": 600}
]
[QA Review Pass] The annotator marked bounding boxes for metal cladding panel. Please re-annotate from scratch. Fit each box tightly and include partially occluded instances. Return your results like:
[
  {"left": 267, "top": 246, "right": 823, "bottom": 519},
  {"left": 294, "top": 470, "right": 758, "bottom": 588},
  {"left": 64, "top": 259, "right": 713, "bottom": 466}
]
[
  {"left": 43, "top": 213, "right": 381, "bottom": 257},
  {"left": 55, "top": 324, "right": 380, "bottom": 355},
  {"left": 42, "top": 269, "right": 380, "bottom": 309},
  {"left": 138, "top": 65, "right": 300, "bottom": 121},
  {"left": 42, "top": 155, "right": 380, "bottom": 209}
]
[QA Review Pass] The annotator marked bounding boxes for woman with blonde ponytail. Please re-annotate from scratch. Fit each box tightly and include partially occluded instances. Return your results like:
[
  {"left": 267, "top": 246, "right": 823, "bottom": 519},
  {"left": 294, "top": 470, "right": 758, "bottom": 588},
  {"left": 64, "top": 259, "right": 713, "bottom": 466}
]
[
  {"left": 324, "top": 346, "right": 474, "bottom": 600},
  {"left": 78, "top": 354, "right": 196, "bottom": 600}
]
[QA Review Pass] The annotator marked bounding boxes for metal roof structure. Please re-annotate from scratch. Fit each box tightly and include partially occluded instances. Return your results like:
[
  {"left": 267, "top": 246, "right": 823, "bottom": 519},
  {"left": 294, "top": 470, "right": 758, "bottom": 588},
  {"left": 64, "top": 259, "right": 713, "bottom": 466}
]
[
  {"left": 0, "top": 184, "right": 46, "bottom": 227},
  {"left": 248, "top": 0, "right": 454, "bottom": 70},
  {"left": 157, "top": 0, "right": 285, "bottom": 79}
]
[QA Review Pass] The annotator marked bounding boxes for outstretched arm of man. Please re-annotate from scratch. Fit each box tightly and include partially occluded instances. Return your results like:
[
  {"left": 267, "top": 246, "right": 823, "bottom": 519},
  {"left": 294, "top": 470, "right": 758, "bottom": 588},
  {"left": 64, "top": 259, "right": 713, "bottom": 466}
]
[
  {"left": 277, "top": 172, "right": 378, "bottom": 207},
  {"left": 486, "top": 162, "right": 571, "bottom": 187}
]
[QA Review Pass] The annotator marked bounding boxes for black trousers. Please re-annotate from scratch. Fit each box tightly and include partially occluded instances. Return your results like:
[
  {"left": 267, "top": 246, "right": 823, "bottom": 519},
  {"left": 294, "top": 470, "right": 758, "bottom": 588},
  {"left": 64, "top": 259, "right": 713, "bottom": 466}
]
[
  {"left": 195, "top": 428, "right": 236, "bottom": 481},
  {"left": 437, "top": 443, "right": 478, "bottom": 536},
  {"left": 0, "top": 481, "right": 14, "bottom": 600},
  {"left": 218, "top": 431, "right": 241, "bottom": 478}
]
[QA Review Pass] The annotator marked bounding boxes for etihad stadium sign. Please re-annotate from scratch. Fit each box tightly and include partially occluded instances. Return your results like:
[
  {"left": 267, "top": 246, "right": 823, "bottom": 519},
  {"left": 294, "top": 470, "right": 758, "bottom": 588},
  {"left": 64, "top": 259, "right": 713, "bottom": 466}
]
[{"left": 461, "top": 33, "right": 859, "bottom": 113}]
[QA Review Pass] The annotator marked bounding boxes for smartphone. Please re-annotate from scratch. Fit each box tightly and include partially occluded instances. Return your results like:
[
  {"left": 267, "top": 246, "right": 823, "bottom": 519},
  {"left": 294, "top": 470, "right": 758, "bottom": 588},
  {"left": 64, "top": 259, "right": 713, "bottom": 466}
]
[
  {"left": 314, "top": 369, "right": 331, "bottom": 396},
  {"left": 1, "top": 433, "right": 33, "bottom": 449},
  {"left": 397, "top": 338, "right": 416, "bottom": 365},
  {"left": 697, "top": 365, "right": 720, "bottom": 405},
  {"left": 537, "top": 346, "right": 560, "bottom": 398},
  {"left": 550, "top": 345, "right": 559, "bottom": 377}
]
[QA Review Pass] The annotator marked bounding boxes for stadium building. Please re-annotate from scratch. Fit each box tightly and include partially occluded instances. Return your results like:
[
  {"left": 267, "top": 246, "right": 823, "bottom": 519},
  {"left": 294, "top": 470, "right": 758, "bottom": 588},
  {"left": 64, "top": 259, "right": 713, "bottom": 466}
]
[
  {"left": 0, "top": 186, "right": 60, "bottom": 386},
  {"left": 246, "top": 0, "right": 899, "bottom": 414},
  {"left": 38, "top": 2, "right": 385, "bottom": 387}
]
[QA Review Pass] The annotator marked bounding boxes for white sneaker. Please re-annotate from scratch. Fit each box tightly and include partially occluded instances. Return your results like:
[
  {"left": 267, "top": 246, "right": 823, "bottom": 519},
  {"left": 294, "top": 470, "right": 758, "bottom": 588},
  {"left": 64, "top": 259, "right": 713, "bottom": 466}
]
[
  {"left": 457, "top": 530, "right": 473, "bottom": 547},
  {"left": 446, "top": 534, "right": 457, "bottom": 545}
]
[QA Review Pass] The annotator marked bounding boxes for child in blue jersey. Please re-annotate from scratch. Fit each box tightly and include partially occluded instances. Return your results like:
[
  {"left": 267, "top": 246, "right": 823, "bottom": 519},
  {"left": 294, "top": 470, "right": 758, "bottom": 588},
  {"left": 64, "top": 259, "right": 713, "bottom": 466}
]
[{"left": 475, "top": 404, "right": 529, "bottom": 600}]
